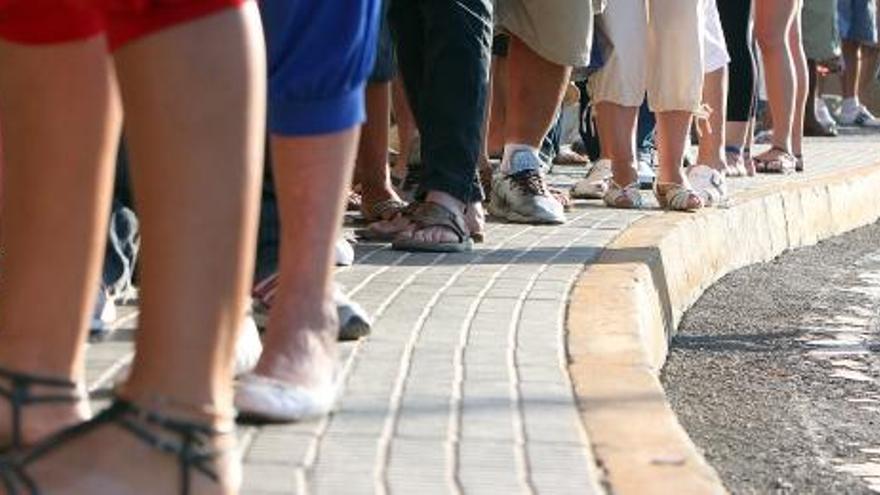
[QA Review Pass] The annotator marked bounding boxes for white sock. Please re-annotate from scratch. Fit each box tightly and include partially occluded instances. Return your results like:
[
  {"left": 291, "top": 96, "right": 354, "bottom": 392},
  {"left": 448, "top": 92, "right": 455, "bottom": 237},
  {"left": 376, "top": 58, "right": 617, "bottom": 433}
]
[{"left": 501, "top": 143, "right": 539, "bottom": 172}]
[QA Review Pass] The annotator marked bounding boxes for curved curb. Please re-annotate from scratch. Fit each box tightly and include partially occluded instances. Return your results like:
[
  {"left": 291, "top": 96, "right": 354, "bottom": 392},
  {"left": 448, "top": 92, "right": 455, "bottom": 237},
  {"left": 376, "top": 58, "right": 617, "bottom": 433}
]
[{"left": 566, "top": 161, "right": 880, "bottom": 494}]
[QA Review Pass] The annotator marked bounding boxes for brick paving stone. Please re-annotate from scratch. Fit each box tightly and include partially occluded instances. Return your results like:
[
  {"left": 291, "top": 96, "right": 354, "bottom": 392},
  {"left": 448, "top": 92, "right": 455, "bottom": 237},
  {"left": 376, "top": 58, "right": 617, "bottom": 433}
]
[{"left": 76, "top": 137, "right": 880, "bottom": 494}]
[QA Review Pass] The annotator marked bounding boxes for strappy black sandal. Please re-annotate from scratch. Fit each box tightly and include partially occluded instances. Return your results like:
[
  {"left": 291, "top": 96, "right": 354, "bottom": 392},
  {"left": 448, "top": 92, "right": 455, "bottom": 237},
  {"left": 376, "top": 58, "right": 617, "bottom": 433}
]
[
  {"left": 0, "top": 366, "right": 82, "bottom": 454},
  {"left": 0, "top": 399, "right": 232, "bottom": 495}
]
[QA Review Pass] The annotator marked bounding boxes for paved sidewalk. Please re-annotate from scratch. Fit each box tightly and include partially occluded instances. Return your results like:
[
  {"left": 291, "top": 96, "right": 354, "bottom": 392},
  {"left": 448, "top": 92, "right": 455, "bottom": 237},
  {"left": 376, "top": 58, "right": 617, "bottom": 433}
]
[{"left": 86, "top": 134, "right": 880, "bottom": 494}]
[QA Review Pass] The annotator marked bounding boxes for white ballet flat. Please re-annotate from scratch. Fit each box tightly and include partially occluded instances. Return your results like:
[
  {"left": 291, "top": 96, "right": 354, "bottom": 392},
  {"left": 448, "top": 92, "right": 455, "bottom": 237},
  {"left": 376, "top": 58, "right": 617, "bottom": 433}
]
[{"left": 234, "top": 372, "right": 338, "bottom": 422}]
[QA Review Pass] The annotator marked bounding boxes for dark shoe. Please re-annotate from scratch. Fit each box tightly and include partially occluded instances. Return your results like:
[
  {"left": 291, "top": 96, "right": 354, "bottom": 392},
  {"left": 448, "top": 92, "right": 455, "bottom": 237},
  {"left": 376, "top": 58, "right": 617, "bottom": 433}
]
[{"left": 803, "top": 120, "right": 838, "bottom": 137}]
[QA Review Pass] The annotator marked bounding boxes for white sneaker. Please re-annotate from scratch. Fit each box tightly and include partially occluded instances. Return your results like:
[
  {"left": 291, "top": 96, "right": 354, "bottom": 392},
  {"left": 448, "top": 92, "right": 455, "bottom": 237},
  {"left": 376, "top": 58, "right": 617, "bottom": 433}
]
[
  {"left": 687, "top": 165, "right": 727, "bottom": 207},
  {"left": 571, "top": 158, "right": 612, "bottom": 199},
  {"left": 489, "top": 149, "right": 565, "bottom": 224},
  {"left": 90, "top": 288, "right": 117, "bottom": 335},
  {"left": 815, "top": 98, "right": 836, "bottom": 128},
  {"left": 335, "top": 237, "right": 354, "bottom": 266},
  {"left": 838, "top": 104, "right": 880, "bottom": 127}
]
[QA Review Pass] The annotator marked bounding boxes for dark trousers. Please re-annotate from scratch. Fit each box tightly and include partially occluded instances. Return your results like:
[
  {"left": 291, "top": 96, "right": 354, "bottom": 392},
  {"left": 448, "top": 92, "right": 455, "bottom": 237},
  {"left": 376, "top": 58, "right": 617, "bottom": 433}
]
[{"left": 389, "top": 0, "right": 492, "bottom": 204}]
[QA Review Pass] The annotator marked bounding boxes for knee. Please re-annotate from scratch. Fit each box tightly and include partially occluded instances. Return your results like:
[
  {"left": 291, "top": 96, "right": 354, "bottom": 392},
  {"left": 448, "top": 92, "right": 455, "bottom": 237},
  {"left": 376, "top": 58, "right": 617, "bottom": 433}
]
[{"left": 754, "top": 24, "right": 787, "bottom": 53}]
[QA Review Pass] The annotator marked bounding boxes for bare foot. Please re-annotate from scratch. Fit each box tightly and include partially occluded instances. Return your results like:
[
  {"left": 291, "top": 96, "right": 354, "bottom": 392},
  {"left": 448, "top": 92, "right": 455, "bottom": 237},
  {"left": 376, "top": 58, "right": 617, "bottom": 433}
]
[
  {"left": 14, "top": 409, "right": 240, "bottom": 495},
  {"left": 254, "top": 297, "right": 338, "bottom": 389},
  {"left": 394, "top": 191, "right": 482, "bottom": 245},
  {"left": 0, "top": 378, "right": 90, "bottom": 450}
]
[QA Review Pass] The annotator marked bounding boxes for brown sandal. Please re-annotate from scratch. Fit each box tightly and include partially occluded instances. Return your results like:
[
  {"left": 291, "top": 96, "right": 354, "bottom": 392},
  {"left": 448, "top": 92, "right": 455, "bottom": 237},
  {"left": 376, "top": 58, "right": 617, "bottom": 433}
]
[
  {"left": 361, "top": 198, "right": 408, "bottom": 223},
  {"left": 391, "top": 201, "right": 474, "bottom": 253}
]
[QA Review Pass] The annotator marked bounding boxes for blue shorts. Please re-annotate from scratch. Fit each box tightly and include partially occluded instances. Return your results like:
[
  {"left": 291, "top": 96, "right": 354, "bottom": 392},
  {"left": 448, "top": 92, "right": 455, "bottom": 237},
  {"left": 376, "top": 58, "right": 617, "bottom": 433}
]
[
  {"left": 260, "top": 0, "right": 381, "bottom": 136},
  {"left": 838, "top": 0, "right": 878, "bottom": 45}
]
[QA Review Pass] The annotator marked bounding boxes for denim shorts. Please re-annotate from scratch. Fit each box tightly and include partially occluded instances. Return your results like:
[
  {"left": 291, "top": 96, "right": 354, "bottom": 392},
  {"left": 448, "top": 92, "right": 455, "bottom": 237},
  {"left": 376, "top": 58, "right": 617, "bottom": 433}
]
[{"left": 838, "top": 0, "right": 878, "bottom": 45}]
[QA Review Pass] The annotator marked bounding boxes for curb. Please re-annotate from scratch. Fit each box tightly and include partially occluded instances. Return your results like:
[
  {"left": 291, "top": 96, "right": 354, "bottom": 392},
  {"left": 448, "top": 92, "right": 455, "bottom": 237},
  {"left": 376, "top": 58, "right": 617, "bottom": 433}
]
[{"left": 566, "top": 161, "right": 880, "bottom": 494}]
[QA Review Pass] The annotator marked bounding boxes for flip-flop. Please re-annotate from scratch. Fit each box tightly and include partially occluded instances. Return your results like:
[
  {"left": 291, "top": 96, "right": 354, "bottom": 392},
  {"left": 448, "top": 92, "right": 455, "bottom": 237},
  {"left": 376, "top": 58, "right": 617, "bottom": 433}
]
[{"left": 391, "top": 201, "right": 474, "bottom": 253}]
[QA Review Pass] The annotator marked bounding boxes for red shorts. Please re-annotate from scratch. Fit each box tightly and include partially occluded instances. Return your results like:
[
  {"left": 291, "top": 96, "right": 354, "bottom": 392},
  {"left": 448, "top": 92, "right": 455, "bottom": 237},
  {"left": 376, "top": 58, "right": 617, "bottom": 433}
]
[{"left": 0, "top": 0, "right": 246, "bottom": 50}]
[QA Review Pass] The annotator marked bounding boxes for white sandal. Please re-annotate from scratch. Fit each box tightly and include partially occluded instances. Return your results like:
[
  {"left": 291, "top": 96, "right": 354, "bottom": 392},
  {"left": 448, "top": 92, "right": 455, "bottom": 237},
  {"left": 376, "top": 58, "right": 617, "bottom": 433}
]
[
  {"left": 654, "top": 182, "right": 704, "bottom": 212},
  {"left": 602, "top": 180, "right": 644, "bottom": 209}
]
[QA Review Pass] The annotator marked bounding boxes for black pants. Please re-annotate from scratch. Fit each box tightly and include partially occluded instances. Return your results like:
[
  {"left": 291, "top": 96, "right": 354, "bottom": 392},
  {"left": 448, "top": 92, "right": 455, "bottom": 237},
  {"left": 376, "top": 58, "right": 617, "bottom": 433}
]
[
  {"left": 389, "top": 0, "right": 492, "bottom": 203},
  {"left": 718, "top": 0, "right": 757, "bottom": 122}
]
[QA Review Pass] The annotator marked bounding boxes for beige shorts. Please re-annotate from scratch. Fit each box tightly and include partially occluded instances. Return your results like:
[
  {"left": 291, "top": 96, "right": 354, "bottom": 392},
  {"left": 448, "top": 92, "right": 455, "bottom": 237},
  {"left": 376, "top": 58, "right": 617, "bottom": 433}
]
[
  {"left": 589, "top": 0, "right": 706, "bottom": 113},
  {"left": 704, "top": 0, "right": 731, "bottom": 73},
  {"left": 496, "top": 0, "right": 594, "bottom": 67}
]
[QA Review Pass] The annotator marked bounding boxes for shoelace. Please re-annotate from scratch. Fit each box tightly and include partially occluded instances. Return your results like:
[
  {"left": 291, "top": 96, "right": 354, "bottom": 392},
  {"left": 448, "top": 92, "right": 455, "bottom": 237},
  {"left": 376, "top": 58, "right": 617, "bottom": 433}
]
[{"left": 508, "top": 169, "right": 547, "bottom": 196}]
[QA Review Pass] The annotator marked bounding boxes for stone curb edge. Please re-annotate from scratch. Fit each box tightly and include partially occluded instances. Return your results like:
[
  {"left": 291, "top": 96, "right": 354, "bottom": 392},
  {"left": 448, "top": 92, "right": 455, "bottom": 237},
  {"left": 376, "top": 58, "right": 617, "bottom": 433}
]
[{"left": 566, "top": 162, "right": 880, "bottom": 495}]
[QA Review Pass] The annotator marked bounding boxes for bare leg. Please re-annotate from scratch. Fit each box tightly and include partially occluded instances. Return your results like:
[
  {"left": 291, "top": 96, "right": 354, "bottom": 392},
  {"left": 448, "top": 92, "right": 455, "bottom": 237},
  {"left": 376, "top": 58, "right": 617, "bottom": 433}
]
[
  {"left": 697, "top": 67, "right": 729, "bottom": 171},
  {"left": 842, "top": 40, "right": 861, "bottom": 100},
  {"left": 655, "top": 111, "right": 695, "bottom": 185},
  {"left": 23, "top": 5, "right": 266, "bottom": 493},
  {"left": 391, "top": 75, "right": 417, "bottom": 181},
  {"left": 755, "top": 0, "right": 800, "bottom": 153},
  {"left": 503, "top": 35, "right": 571, "bottom": 148},
  {"left": 253, "top": 129, "right": 359, "bottom": 388},
  {"left": 789, "top": 6, "right": 808, "bottom": 156},
  {"left": 725, "top": 121, "right": 750, "bottom": 148},
  {"left": 0, "top": 36, "right": 119, "bottom": 446},
  {"left": 595, "top": 102, "right": 639, "bottom": 185},
  {"left": 354, "top": 82, "right": 402, "bottom": 218}
]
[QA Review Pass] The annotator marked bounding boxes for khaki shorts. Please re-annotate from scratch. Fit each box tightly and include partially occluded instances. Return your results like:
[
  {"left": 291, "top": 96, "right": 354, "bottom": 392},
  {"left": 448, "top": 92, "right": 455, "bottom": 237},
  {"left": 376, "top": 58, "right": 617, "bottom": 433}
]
[
  {"left": 803, "top": 0, "right": 841, "bottom": 60},
  {"left": 496, "top": 0, "right": 594, "bottom": 67}
]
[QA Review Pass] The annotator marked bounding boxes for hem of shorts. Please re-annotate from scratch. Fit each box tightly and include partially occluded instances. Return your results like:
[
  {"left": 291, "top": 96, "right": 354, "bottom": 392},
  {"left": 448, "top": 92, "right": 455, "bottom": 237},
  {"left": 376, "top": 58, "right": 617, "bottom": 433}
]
[
  {"left": 500, "top": 27, "right": 590, "bottom": 68},
  {"left": 268, "top": 84, "right": 366, "bottom": 137},
  {"left": 108, "top": 0, "right": 247, "bottom": 51}
]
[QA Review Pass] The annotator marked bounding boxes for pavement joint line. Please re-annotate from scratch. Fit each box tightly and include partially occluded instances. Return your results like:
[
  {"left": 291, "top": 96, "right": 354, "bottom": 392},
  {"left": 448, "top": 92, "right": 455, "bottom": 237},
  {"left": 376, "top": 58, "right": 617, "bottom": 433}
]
[
  {"left": 369, "top": 220, "right": 554, "bottom": 495},
  {"left": 88, "top": 350, "right": 134, "bottom": 393},
  {"left": 504, "top": 213, "right": 605, "bottom": 495},
  {"left": 293, "top": 254, "right": 451, "bottom": 494},
  {"left": 291, "top": 223, "right": 522, "bottom": 493},
  {"left": 443, "top": 214, "right": 597, "bottom": 494}
]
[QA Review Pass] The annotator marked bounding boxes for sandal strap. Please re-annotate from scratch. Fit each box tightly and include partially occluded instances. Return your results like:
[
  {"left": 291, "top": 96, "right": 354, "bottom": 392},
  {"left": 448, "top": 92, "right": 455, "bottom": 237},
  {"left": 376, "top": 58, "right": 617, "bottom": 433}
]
[
  {"left": 603, "top": 181, "right": 643, "bottom": 208},
  {"left": 405, "top": 201, "right": 470, "bottom": 243},
  {"left": 15, "top": 399, "right": 229, "bottom": 495},
  {"left": 655, "top": 183, "right": 703, "bottom": 211},
  {"left": 364, "top": 198, "right": 407, "bottom": 221},
  {"left": 0, "top": 366, "right": 81, "bottom": 451}
]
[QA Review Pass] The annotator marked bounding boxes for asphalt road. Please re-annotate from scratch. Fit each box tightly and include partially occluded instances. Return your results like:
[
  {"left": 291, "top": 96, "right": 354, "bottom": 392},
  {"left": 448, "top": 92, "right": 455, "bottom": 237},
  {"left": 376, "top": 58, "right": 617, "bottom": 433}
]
[{"left": 663, "top": 221, "right": 880, "bottom": 494}]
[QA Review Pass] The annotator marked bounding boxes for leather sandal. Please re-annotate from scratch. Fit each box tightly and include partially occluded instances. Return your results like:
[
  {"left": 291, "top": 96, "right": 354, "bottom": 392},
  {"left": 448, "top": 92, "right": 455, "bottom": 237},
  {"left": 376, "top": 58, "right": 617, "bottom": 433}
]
[
  {"left": 0, "top": 398, "right": 233, "bottom": 495},
  {"left": 391, "top": 201, "right": 474, "bottom": 253},
  {"left": 0, "top": 366, "right": 83, "bottom": 454},
  {"left": 361, "top": 198, "right": 408, "bottom": 223}
]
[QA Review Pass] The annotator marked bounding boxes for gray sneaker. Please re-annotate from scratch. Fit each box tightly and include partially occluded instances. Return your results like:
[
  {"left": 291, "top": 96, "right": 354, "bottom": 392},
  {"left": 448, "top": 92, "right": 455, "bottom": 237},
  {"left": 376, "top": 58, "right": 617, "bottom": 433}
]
[{"left": 489, "top": 150, "right": 565, "bottom": 224}]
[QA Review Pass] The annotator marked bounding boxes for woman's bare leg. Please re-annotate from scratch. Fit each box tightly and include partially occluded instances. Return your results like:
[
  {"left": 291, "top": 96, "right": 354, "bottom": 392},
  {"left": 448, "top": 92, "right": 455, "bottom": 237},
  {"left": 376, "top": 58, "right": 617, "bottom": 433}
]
[
  {"left": 0, "top": 35, "right": 120, "bottom": 446},
  {"left": 655, "top": 110, "right": 694, "bottom": 184},
  {"left": 595, "top": 102, "right": 639, "bottom": 186},
  {"left": 23, "top": 5, "right": 266, "bottom": 494},
  {"left": 697, "top": 67, "right": 729, "bottom": 171},
  {"left": 788, "top": 4, "right": 808, "bottom": 156},
  {"left": 755, "top": 0, "right": 800, "bottom": 153}
]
